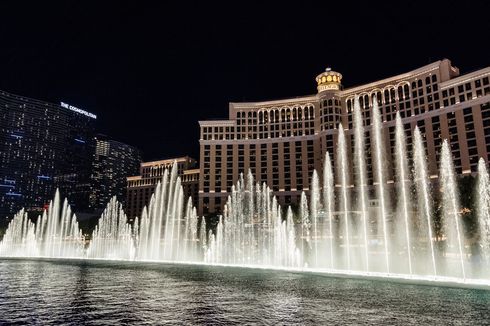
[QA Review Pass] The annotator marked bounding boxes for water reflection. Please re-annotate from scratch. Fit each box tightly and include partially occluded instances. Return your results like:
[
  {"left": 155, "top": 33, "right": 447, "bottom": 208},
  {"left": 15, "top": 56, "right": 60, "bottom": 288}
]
[{"left": 0, "top": 259, "right": 489, "bottom": 325}]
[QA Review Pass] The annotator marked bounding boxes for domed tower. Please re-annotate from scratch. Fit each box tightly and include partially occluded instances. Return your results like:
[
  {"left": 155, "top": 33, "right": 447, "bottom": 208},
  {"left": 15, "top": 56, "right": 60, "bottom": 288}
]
[
  {"left": 316, "top": 67, "right": 343, "bottom": 141},
  {"left": 315, "top": 68, "right": 343, "bottom": 93}
]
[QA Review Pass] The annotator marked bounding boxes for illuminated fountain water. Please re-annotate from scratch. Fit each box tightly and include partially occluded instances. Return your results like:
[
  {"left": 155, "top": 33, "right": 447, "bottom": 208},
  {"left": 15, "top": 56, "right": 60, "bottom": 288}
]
[
  {"left": 323, "top": 152, "right": 335, "bottom": 268},
  {"left": 337, "top": 123, "right": 352, "bottom": 270},
  {"left": 353, "top": 99, "right": 370, "bottom": 272},
  {"left": 440, "top": 140, "right": 466, "bottom": 279},
  {"left": 372, "top": 100, "right": 391, "bottom": 273},
  {"left": 394, "top": 112, "right": 412, "bottom": 274},
  {"left": 413, "top": 126, "right": 437, "bottom": 275},
  {"left": 478, "top": 158, "right": 490, "bottom": 266},
  {"left": 86, "top": 197, "right": 135, "bottom": 260},
  {"left": 0, "top": 190, "right": 84, "bottom": 258},
  {"left": 2, "top": 95, "right": 490, "bottom": 287},
  {"left": 205, "top": 172, "right": 301, "bottom": 267}
]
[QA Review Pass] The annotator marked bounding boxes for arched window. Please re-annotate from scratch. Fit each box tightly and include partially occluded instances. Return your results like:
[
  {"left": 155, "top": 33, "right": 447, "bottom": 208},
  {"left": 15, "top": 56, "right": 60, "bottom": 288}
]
[
  {"left": 417, "top": 79, "right": 422, "bottom": 87},
  {"left": 398, "top": 86, "right": 404, "bottom": 99},
  {"left": 363, "top": 94, "right": 369, "bottom": 108},
  {"left": 384, "top": 89, "right": 390, "bottom": 103},
  {"left": 404, "top": 85, "right": 409, "bottom": 98},
  {"left": 376, "top": 92, "right": 382, "bottom": 105},
  {"left": 390, "top": 88, "right": 396, "bottom": 102},
  {"left": 425, "top": 76, "right": 431, "bottom": 85}
]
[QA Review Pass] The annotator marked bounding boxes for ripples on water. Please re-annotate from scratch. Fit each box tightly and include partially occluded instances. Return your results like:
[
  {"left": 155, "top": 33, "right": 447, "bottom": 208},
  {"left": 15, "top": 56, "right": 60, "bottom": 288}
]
[{"left": 0, "top": 259, "right": 489, "bottom": 325}]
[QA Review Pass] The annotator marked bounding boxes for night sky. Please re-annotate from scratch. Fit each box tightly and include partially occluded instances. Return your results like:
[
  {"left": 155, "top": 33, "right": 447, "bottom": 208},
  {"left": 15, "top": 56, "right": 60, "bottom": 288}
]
[{"left": 0, "top": 1, "right": 488, "bottom": 160}]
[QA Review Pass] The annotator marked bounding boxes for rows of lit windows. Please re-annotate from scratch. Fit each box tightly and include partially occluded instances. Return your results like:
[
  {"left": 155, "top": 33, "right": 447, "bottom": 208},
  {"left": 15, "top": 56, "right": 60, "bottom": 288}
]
[
  {"left": 201, "top": 139, "right": 315, "bottom": 194},
  {"left": 201, "top": 106, "right": 316, "bottom": 141},
  {"left": 320, "top": 98, "right": 341, "bottom": 130},
  {"left": 482, "top": 102, "right": 490, "bottom": 162}
]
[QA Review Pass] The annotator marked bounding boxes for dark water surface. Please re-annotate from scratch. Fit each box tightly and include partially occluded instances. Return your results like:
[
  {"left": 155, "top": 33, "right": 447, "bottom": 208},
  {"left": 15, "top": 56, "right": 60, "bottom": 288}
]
[{"left": 0, "top": 259, "right": 489, "bottom": 325}]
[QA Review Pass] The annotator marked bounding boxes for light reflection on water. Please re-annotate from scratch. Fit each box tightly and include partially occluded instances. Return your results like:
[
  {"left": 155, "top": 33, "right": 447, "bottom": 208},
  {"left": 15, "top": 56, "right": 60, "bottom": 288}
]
[{"left": 0, "top": 259, "right": 489, "bottom": 325}]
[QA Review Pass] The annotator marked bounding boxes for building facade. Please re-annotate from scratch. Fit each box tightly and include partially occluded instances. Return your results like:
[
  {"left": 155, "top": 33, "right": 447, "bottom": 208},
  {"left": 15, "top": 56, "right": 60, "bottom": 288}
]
[
  {"left": 125, "top": 156, "right": 199, "bottom": 220},
  {"left": 198, "top": 59, "right": 490, "bottom": 215},
  {"left": 89, "top": 134, "right": 141, "bottom": 211},
  {"left": 0, "top": 90, "right": 96, "bottom": 223}
]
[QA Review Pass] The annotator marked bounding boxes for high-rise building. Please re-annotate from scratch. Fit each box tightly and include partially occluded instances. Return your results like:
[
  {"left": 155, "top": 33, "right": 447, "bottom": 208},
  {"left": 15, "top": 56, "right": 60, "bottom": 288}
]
[
  {"left": 0, "top": 90, "right": 96, "bottom": 222},
  {"left": 126, "top": 156, "right": 199, "bottom": 220},
  {"left": 89, "top": 134, "right": 141, "bottom": 211},
  {"left": 198, "top": 59, "right": 490, "bottom": 215}
]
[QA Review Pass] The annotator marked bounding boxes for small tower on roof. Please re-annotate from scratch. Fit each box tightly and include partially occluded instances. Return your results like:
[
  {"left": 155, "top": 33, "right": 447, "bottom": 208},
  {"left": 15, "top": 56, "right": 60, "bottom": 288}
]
[{"left": 315, "top": 67, "right": 342, "bottom": 93}]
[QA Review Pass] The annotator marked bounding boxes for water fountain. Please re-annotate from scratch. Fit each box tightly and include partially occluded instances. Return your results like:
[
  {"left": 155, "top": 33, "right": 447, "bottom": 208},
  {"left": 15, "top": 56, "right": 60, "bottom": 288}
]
[
  {"left": 1, "top": 95, "right": 490, "bottom": 288},
  {"left": 478, "top": 158, "right": 490, "bottom": 266},
  {"left": 205, "top": 173, "right": 301, "bottom": 268},
  {"left": 86, "top": 197, "right": 135, "bottom": 260},
  {"left": 0, "top": 190, "right": 84, "bottom": 258}
]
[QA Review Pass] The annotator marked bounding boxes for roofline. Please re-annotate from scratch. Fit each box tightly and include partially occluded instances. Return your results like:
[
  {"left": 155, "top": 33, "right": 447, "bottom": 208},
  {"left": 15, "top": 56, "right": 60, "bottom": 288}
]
[
  {"left": 140, "top": 156, "right": 196, "bottom": 166},
  {"left": 341, "top": 60, "right": 446, "bottom": 95},
  {"left": 440, "top": 66, "right": 490, "bottom": 89},
  {"left": 229, "top": 95, "right": 318, "bottom": 108}
]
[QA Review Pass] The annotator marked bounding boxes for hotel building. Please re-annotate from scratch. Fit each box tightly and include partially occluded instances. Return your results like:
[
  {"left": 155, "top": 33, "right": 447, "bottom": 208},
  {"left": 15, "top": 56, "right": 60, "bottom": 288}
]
[
  {"left": 89, "top": 134, "right": 141, "bottom": 211},
  {"left": 198, "top": 59, "right": 490, "bottom": 215},
  {"left": 0, "top": 90, "right": 96, "bottom": 222},
  {"left": 125, "top": 156, "right": 199, "bottom": 220}
]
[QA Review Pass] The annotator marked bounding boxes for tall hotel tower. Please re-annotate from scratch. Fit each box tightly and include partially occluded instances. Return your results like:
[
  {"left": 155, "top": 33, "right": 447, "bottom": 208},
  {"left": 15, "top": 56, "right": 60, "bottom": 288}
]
[
  {"left": 0, "top": 91, "right": 96, "bottom": 222},
  {"left": 198, "top": 59, "right": 490, "bottom": 216}
]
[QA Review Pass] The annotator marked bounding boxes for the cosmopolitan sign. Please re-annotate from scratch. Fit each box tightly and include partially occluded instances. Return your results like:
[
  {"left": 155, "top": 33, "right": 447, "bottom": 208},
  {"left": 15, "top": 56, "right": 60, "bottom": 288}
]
[{"left": 60, "top": 102, "right": 97, "bottom": 119}]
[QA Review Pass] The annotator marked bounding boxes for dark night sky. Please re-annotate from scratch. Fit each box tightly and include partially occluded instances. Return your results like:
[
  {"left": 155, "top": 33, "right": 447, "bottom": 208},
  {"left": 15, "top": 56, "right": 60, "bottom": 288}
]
[{"left": 0, "top": 1, "right": 488, "bottom": 160}]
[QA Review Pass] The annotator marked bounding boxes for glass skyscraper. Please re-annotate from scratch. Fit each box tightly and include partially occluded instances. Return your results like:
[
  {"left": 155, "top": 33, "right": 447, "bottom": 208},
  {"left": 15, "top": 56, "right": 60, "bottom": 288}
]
[
  {"left": 89, "top": 134, "right": 141, "bottom": 211},
  {"left": 0, "top": 90, "right": 96, "bottom": 224}
]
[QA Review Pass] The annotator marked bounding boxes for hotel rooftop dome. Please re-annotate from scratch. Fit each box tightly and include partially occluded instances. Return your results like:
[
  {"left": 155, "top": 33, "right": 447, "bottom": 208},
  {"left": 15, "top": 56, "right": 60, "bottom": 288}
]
[{"left": 315, "top": 67, "right": 342, "bottom": 93}]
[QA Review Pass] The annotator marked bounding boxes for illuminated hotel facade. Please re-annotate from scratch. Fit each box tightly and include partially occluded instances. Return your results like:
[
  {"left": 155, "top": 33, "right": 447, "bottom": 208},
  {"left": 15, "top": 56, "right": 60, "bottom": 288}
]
[
  {"left": 198, "top": 59, "right": 490, "bottom": 215},
  {"left": 89, "top": 134, "right": 141, "bottom": 211},
  {"left": 0, "top": 90, "right": 96, "bottom": 222},
  {"left": 126, "top": 156, "right": 199, "bottom": 220}
]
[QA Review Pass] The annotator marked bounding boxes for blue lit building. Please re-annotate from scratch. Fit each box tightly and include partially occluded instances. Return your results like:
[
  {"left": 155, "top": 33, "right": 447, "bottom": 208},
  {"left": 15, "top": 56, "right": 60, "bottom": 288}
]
[{"left": 0, "top": 90, "right": 96, "bottom": 223}]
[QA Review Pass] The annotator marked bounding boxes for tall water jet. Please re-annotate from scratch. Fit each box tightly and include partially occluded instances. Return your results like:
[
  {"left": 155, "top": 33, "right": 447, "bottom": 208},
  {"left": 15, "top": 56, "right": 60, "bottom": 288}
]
[
  {"left": 136, "top": 163, "right": 194, "bottom": 262},
  {"left": 337, "top": 123, "right": 351, "bottom": 270},
  {"left": 301, "top": 192, "right": 311, "bottom": 267},
  {"left": 353, "top": 97, "right": 370, "bottom": 271},
  {"left": 477, "top": 158, "right": 490, "bottom": 263},
  {"left": 413, "top": 127, "right": 437, "bottom": 276},
  {"left": 371, "top": 98, "right": 390, "bottom": 273},
  {"left": 440, "top": 140, "right": 466, "bottom": 279},
  {"left": 310, "top": 170, "right": 320, "bottom": 266},
  {"left": 395, "top": 112, "right": 412, "bottom": 274},
  {"left": 323, "top": 151, "right": 335, "bottom": 268},
  {"left": 86, "top": 197, "right": 135, "bottom": 260}
]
